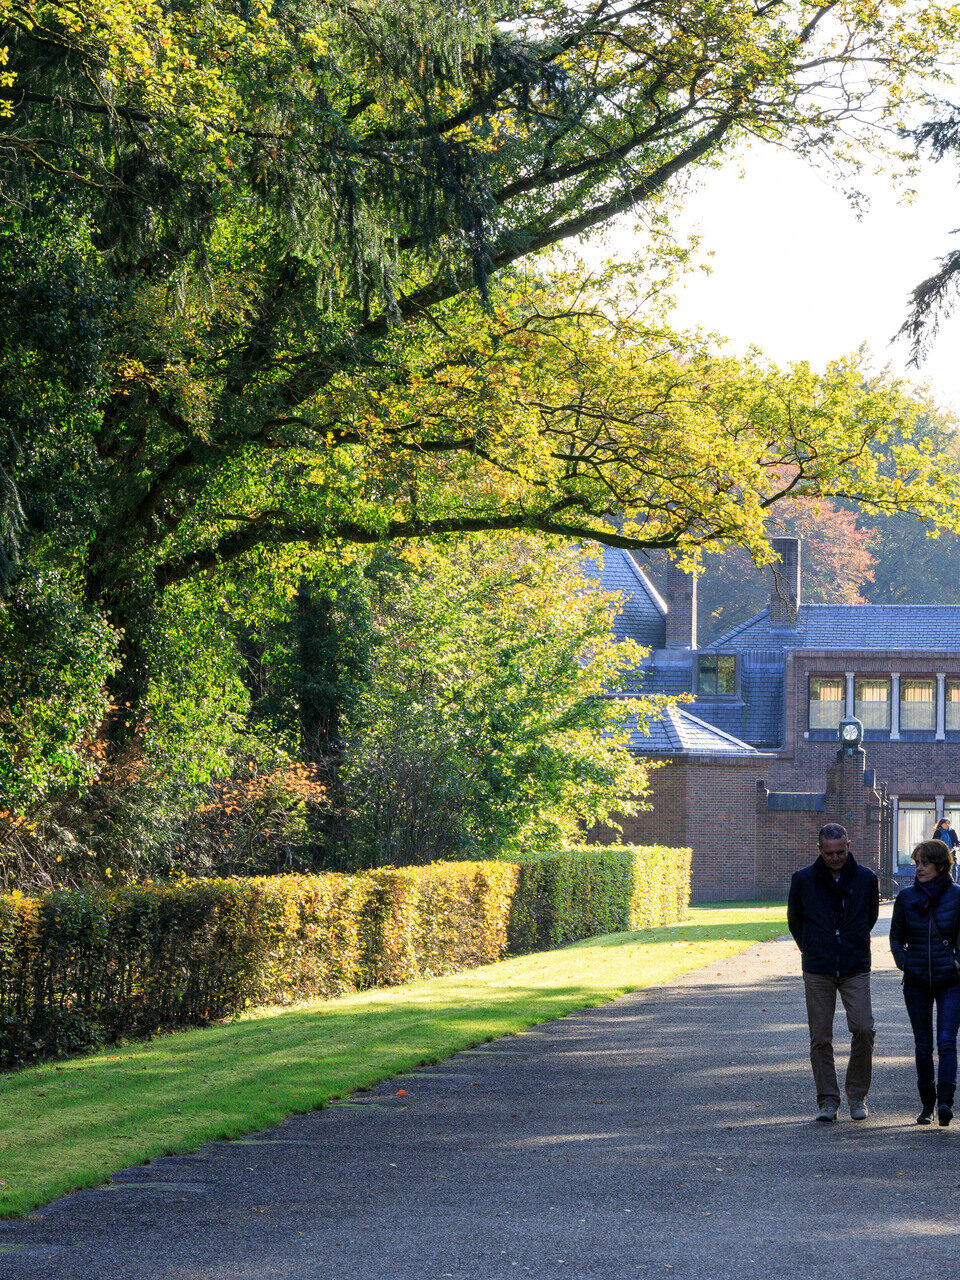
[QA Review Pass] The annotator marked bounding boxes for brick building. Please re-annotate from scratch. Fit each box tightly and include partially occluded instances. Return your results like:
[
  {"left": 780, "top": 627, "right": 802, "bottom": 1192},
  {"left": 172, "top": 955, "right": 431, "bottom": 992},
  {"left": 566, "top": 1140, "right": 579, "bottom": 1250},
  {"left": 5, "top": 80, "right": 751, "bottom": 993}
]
[{"left": 591, "top": 539, "right": 958, "bottom": 899}]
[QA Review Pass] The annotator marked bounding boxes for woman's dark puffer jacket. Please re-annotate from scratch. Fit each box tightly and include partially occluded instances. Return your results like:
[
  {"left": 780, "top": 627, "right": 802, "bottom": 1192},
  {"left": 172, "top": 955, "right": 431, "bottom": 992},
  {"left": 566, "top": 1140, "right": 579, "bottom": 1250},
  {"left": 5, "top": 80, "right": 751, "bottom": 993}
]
[{"left": 890, "top": 880, "right": 960, "bottom": 990}]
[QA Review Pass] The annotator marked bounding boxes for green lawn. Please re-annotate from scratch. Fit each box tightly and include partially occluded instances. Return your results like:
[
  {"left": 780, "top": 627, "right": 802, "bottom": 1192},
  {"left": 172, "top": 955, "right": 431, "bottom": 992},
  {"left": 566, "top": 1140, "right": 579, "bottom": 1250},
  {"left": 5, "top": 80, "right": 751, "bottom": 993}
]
[{"left": 0, "top": 902, "right": 787, "bottom": 1218}]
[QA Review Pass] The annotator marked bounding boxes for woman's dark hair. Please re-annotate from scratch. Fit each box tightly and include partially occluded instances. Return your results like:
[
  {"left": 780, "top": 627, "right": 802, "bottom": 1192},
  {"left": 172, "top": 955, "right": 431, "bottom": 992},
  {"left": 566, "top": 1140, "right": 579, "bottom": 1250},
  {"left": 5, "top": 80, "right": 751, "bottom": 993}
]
[{"left": 913, "top": 839, "right": 954, "bottom": 873}]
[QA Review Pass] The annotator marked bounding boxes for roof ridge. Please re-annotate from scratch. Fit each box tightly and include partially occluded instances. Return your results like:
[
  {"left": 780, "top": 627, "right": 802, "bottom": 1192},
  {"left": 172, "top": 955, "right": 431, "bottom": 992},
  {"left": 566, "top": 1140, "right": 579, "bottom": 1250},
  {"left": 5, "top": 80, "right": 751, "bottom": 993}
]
[
  {"left": 664, "top": 704, "right": 684, "bottom": 750},
  {"left": 618, "top": 551, "right": 668, "bottom": 616},
  {"left": 706, "top": 607, "right": 771, "bottom": 649},
  {"left": 801, "top": 603, "right": 960, "bottom": 610}
]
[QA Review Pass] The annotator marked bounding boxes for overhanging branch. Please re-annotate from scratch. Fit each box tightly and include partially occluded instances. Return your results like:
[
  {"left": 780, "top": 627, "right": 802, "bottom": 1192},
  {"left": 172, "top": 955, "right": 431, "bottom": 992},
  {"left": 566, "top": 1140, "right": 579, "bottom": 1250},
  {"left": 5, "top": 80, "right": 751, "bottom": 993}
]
[{"left": 153, "top": 508, "right": 733, "bottom": 591}]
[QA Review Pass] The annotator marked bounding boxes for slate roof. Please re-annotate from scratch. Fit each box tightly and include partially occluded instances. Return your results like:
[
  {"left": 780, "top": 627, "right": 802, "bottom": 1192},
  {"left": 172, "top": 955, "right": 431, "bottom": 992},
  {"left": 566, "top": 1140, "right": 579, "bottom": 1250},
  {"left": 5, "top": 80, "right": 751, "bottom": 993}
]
[
  {"left": 582, "top": 548, "right": 667, "bottom": 650},
  {"left": 629, "top": 648, "right": 784, "bottom": 748},
  {"left": 706, "top": 605, "right": 960, "bottom": 653},
  {"left": 632, "top": 656, "right": 692, "bottom": 698},
  {"left": 597, "top": 560, "right": 960, "bottom": 759},
  {"left": 612, "top": 697, "right": 772, "bottom": 757}
]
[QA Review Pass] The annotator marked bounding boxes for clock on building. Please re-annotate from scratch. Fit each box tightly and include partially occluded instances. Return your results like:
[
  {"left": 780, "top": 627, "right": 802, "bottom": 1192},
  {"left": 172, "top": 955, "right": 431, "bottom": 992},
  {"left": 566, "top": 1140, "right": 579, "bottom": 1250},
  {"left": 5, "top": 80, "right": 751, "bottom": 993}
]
[{"left": 838, "top": 716, "right": 863, "bottom": 749}]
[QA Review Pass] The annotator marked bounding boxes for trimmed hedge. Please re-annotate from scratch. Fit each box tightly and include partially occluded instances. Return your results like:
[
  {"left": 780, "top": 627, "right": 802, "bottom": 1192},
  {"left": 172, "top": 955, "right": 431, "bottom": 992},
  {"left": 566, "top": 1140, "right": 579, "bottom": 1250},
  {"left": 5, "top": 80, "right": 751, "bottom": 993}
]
[
  {"left": 507, "top": 844, "right": 691, "bottom": 952},
  {"left": 0, "top": 845, "right": 689, "bottom": 1068}
]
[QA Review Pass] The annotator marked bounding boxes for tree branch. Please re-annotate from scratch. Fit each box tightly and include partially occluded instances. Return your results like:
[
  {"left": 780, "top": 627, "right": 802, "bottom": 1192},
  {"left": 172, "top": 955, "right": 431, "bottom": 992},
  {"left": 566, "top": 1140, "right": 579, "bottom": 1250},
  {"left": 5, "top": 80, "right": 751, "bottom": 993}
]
[{"left": 154, "top": 504, "right": 743, "bottom": 591}]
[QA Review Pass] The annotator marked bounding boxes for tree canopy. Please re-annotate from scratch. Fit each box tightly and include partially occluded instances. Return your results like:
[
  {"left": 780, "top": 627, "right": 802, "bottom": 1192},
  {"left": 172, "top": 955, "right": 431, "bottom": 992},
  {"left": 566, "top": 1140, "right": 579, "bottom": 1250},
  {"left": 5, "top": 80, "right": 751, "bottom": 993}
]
[
  {"left": 3, "top": 0, "right": 959, "bottom": 621},
  {"left": 3, "top": 0, "right": 960, "bottom": 876}
]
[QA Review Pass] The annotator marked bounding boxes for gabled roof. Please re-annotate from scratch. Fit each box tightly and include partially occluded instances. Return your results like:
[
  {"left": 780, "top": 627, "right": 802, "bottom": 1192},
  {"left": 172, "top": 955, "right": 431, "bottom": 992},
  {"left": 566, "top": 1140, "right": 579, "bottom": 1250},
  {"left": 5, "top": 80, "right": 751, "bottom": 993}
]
[
  {"left": 630, "top": 648, "right": 784, "bottom": 747},
  {"left": 613, "top": 697, "right": 772, "bottom": 756},
  {"left": 582, "top": 548, "right": 667, "bottom": 650},
  {"left": 705, "top": 605, "right": 960, "bottom": 653}
]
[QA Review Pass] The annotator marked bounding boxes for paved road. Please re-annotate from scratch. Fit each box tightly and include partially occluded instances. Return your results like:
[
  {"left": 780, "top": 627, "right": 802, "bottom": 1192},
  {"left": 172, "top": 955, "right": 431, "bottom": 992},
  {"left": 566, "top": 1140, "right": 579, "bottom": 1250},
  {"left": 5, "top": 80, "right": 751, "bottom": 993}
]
[{"left": 3, "top": 908, "right": 958, "bottom": 1280}]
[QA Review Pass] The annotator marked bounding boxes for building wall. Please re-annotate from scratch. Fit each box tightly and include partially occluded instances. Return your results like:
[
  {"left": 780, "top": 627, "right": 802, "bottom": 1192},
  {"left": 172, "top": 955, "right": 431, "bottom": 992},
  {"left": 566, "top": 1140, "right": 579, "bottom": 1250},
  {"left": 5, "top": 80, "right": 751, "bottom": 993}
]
[
  {"left": 681, "top": 759, "right": 766, "bottom": 901},
  {"left": 607, "top": 756, "right": 768, "bottom": 903},
  {"left": 771, "top": 650, "right": 960, "bottom": 802},
  {"left": 755, "top": 748, "right": 883, "bottom": 897},
  {"left": 754, "top": 805, "right": 825, "bottom": 898},
  {"left": 599, "top": 747, "right": 882, "bottom": 904},
  {"left": 613, "top": 760, "right": 687, "bottom": 849}
]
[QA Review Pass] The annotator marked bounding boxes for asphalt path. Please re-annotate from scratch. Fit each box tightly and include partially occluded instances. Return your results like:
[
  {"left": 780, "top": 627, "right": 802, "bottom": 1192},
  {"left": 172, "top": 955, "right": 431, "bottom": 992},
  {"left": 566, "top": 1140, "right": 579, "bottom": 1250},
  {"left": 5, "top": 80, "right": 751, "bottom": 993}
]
[{"left": 3, "top": 906, "right": 958, "bottom": 1280}]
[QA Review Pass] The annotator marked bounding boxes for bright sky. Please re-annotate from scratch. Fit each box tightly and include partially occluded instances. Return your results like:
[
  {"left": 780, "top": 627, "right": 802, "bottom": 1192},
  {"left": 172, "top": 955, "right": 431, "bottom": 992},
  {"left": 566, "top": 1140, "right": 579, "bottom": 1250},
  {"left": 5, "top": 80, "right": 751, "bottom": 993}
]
[{"left": 605, "top": 146, "right": 960, "bottom": 419}]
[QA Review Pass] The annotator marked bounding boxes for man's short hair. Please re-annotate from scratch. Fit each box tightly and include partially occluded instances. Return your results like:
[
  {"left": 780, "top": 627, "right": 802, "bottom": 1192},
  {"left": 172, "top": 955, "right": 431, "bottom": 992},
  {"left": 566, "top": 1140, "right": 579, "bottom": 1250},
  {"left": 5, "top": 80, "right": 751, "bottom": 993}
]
[{"left": 818, "top": 823, "right": 848, "bottom": 845}]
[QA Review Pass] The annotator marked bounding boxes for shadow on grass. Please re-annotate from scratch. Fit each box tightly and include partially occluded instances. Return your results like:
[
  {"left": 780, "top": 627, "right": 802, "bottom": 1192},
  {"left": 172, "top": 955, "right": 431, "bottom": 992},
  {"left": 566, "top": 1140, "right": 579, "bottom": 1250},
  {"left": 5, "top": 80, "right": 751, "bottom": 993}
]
[{"left": 0, "top": 903, "right": 789, "bottom": 1217}]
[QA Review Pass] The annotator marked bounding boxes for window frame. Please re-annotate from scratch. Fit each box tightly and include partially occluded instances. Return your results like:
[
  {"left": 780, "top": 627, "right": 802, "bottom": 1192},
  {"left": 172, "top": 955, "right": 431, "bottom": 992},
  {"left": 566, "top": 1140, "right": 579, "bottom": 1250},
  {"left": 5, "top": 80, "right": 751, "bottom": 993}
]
[
  {"left": 947, "top": 679, "right": 960, "bottom": 731},
  {"left": 696, "top": 653, "right": 738, "bottom": 698},
  {"left": 808, "top": 675, "right": 845, "bottom": 732},
  {"left": 900, "top": 677, "right": 936, "bottom": 732},
  {"left": 854, "top": 676, "right": 891, "bottom": 731},
  {"left": 897, "top": 801, "right": 937, "bottom": 868}
]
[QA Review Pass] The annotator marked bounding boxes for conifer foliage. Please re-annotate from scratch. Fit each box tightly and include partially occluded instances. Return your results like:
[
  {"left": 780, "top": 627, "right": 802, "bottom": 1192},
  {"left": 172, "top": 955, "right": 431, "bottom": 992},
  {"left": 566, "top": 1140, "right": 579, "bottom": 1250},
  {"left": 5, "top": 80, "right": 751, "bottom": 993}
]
[{"left": 2, "top": 2, "right": 960, "bottom": 878}]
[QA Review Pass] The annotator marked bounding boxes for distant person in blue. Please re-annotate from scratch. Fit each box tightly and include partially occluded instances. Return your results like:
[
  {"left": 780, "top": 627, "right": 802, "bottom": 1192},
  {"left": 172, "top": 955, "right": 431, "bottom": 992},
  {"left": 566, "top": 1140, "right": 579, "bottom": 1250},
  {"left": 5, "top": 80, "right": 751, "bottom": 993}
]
[
  {"left": 933, "top": 818, "right": 959, "bottom": 881},
  {"left": 787, "top": 823, "right": 880, "bottom": 1123},
  {"left": 890, "top": 839, "right": 960, "bottom": 1126}
]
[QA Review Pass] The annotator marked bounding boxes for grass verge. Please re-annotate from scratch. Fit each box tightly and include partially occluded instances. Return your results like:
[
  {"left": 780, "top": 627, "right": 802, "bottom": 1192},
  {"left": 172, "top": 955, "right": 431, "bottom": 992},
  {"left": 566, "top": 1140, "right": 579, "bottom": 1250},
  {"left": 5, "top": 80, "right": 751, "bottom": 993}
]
[{"left": 0, "top": 902, "right": 786, "bottom": 1218}]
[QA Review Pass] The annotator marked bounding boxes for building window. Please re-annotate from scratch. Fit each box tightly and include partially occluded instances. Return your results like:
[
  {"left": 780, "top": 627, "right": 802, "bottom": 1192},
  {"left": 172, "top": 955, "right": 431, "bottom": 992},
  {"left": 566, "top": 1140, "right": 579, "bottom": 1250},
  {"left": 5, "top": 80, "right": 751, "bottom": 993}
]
[
  {"left": 697, "top": 654, "right": 736, "bottom": 696},
  {"left": 900, "top": 678, "right": 935, "bottom": 731},
  {"left": 855, "top": 677, "right": 891, "bottom": 730},
  {"left": 809, "top": 676, "right": 844, "bottom": 730},
  {"left": 947, "top": 680, "right": 960, "bottom": 731},
  {"left": 898, "top": 801, "right": 937, "bottom": 867}
]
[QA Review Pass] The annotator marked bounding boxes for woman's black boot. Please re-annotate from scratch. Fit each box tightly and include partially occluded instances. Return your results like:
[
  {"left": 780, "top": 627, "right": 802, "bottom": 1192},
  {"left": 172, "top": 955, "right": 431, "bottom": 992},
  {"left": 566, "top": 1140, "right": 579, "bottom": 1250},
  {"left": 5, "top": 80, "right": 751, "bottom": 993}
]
[
  {"left": 917, "top": 1087, "right": 937, "bottom": 1125},
  {"left": 937, "top": 1087, "right": 954, "bottom": 1127}
]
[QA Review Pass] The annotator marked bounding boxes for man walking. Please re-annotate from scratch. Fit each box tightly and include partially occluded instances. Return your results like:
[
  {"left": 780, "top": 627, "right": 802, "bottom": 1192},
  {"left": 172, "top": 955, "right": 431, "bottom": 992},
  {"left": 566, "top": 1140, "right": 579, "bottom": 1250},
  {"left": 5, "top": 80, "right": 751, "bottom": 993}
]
[{"left": 787, "top": 823, "right": 880, "bottom": 1122}]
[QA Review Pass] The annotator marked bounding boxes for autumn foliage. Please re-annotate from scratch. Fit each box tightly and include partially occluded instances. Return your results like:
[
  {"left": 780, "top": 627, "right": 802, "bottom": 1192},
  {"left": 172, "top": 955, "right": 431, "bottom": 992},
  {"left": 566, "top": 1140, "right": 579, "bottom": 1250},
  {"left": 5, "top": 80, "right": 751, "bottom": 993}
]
[
  {"left": 190, "top": 763, "right": 328, "bottom": 876},
  {"left": 0, "top": 845, "right": 691, "bottom": 1068}
]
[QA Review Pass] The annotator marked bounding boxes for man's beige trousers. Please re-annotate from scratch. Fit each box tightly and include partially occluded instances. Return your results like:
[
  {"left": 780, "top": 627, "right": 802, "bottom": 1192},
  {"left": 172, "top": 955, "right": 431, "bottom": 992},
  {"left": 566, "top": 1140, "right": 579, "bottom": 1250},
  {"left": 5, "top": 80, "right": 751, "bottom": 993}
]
[{"left": 803, "top": 971, "right": 875, "bottom": 1105}]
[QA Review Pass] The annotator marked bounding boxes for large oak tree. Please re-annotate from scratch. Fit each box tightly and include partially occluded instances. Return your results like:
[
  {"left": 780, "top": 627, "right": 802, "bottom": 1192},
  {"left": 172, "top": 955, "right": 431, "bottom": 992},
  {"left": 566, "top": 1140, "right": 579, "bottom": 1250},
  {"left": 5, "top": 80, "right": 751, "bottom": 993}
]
[{"left": 3, "top": 0, "right": 960, "bottom": 739}]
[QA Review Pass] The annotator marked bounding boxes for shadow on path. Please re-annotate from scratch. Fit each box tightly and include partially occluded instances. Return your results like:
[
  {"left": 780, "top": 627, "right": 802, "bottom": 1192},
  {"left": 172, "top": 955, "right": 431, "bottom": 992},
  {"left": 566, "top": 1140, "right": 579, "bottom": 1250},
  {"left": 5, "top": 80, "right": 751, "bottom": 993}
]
[{"left": 1, "top": 919, "right": 955, "bottom": 1280}]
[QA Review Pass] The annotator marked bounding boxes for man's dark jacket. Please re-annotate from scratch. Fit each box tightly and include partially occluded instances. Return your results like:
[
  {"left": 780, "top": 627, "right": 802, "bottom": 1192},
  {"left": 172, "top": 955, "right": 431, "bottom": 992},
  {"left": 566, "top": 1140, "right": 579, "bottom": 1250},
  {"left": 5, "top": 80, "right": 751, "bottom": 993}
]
[
  {"left": 787, "top": 853, "right": 880, "bottom": 975},
  {"left": 890, "top": 879, "right": 960, "bottom": 990}
]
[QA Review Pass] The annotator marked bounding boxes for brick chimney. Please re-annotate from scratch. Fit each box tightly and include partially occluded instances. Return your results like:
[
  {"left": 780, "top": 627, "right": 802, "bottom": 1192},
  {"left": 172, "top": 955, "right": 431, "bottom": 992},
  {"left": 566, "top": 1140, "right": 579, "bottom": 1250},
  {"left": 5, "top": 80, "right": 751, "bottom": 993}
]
[
  {"left": 665, "top": 561, "right": 697, "bottom": 649},
  {"left": 769, "top": 536, "right": 801, "bottom": 629}
]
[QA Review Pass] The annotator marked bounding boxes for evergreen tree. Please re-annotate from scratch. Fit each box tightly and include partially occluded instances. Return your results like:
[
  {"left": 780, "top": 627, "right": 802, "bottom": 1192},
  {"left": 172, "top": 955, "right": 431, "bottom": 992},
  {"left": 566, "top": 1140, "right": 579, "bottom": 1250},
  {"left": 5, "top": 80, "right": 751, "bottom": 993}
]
[{"left": 3, "top": 2, "right": 960, "bottom": 870}]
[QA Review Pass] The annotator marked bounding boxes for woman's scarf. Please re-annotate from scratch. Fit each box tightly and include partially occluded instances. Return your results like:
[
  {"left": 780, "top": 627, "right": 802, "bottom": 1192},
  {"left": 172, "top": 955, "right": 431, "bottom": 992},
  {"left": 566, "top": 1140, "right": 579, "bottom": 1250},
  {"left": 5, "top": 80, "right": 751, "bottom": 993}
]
[{"left": 914, "top": 871, "right": 953, "bottom": 912}]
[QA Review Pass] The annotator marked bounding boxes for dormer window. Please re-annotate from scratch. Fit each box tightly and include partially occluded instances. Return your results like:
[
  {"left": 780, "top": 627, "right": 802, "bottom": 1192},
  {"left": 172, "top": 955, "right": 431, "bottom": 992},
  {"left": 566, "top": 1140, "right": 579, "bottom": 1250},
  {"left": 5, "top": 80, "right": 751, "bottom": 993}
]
[{"left": 698, "top": 654, "right": 737, "bottom": 697}]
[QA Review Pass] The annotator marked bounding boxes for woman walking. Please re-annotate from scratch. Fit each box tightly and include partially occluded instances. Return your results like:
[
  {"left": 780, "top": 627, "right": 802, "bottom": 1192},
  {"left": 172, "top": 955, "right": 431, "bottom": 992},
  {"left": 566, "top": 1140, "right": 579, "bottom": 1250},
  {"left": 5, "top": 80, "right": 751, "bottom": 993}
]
[
  {"left": 890, "top": 839, "right": 960, "bottom": 1125},
  {"left": 933, "top": 818, "right": 960, "bottom": 880},
  {"left": 933, "top": 816, "right": 959, "bottom": 849}
]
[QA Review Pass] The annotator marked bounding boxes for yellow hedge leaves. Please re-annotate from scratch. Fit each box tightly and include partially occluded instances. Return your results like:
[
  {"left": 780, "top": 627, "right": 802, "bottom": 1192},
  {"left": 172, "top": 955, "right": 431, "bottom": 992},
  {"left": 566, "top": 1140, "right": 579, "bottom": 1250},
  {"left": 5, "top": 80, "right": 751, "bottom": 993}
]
[{"left": 0, "top": 846, "right": 690, "bottom": 1068}]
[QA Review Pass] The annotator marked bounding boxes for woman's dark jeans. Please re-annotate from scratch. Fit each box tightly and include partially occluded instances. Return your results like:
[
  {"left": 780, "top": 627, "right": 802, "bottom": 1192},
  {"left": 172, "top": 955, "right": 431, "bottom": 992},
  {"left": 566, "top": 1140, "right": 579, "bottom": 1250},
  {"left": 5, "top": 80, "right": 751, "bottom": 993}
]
[{"left": 903, "top": 978, "right": 960, "bottom": 1103}]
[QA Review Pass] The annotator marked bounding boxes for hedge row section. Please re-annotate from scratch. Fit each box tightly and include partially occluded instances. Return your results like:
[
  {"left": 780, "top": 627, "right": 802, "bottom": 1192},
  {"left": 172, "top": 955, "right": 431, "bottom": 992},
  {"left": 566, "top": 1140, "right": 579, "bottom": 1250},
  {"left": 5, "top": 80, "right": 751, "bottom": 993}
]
[
  {"left": 0, "top": 845, "right": 690, "bottom": 1067},
  {"left": 508, "top": 844, "right": 692, "bottom": 951}
]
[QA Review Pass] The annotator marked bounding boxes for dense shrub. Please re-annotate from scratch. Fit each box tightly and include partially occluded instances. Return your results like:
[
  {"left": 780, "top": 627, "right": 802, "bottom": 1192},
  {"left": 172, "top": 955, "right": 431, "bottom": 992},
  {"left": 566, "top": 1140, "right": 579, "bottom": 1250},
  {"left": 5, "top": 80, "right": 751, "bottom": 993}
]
[
  {"left": 508, "top": 844, "right": 692, "bottom": 952},
  {"left": 358, "top": 862, "right": 518, "bottom": 987},
  {"left": 628, "top": 844, "right": 692, "bottom": 928},
  {"left": 0, "top": 846, "right": 688, "bottom": 1068}
]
